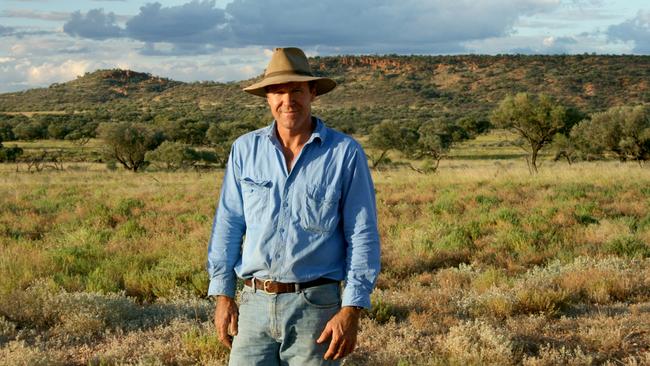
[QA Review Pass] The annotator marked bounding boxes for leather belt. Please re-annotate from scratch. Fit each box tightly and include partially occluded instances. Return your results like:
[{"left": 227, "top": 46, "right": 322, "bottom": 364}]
[{"left": 244, "top": 277, "right": 339, "bottom": 294}]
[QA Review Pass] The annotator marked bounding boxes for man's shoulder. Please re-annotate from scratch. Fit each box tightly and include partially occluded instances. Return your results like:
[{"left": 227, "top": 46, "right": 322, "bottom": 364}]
[
  {"left": 322, "top": 125, "right": 363, "bottom": 151},
  {"left": 231, "top": 125, "right": 271, "bottom": 149}
]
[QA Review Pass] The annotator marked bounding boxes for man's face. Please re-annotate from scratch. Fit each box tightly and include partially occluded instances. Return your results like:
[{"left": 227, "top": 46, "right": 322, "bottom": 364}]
[{"left": 266, "top": 81, "right": 316, "bottom": 132}]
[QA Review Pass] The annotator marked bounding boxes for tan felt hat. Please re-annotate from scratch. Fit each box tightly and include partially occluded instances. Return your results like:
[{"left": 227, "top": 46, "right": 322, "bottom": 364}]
[{"left": 243, "top": 47, "right": 336, "bottom": 97}]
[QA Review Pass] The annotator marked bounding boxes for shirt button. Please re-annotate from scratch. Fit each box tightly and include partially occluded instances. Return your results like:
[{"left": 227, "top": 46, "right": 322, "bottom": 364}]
[
  {"left": 283, "top": 202, "right": 289, "bottom": 208},
  {"left": 279, "top": 228, "right": 285, "bottom": 233}
]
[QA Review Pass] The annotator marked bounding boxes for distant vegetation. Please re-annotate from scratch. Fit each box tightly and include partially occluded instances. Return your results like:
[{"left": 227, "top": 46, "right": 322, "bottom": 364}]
[{"left": 0, "top": 55, "right": 648, "bottom": 171}]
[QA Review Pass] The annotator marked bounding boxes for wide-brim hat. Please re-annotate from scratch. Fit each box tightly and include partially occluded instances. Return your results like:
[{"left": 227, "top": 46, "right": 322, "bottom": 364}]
[{"left": 243, "top": 47, "right": 336, "bottom": 97}]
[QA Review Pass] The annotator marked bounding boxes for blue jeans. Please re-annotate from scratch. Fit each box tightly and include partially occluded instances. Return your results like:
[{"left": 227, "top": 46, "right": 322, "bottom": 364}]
[{"left": 228, "top": 282, "right": 342, "bottom": 366}]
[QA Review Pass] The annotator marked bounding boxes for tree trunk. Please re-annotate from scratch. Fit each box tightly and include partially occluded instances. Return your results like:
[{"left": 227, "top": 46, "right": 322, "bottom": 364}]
[
  {"left": 530, "top": 148, "right": 539, "bottom": 174},
  {"left": 371, "top": 150, "right": 389, "bottom": 169}
]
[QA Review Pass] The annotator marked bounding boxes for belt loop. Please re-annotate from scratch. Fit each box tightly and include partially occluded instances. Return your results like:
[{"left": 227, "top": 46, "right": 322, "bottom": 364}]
[
  {"left": 294, "top": 283, "right": 301, "bottom": 293},
  {"left": 251, "top": 276, "right": 257, "bottom": 293}
]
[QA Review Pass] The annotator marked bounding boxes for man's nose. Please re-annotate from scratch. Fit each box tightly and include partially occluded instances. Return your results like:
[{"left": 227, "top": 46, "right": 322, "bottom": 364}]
[{"left": 282, "top": 92, "right": 295, "bottom": 105}]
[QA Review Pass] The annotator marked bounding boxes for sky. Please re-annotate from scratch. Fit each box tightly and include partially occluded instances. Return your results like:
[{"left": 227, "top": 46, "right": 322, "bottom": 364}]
[{"left": 0, "top": 0, "right": 649, "bottom": 93}]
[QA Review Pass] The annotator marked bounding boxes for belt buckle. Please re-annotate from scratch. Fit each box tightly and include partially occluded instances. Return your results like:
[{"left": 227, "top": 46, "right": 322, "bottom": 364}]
[{"left": 262, "top": 279, "right": 274, "bottom": 294}]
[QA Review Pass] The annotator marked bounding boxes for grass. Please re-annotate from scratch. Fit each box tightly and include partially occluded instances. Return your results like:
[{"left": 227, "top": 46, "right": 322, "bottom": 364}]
[
  {"left": 448, "top": 129, "right": 528, "bottom": 160},
  {"left": 1, "top": 160, "right": 649, "bottom": 365}
]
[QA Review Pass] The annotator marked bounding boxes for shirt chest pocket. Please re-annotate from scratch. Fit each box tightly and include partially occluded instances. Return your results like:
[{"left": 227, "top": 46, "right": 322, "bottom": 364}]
[
  {"left": 240, "top": 177, "right": 271, "bottom": 227},
  {"left": 300, "top": 184, "right": 341, "bottom": 234}
]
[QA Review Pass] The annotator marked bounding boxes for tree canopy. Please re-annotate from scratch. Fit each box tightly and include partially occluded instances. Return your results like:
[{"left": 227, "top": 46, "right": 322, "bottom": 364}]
[
  {"left": 491, "top": 93, "right": 572, "bottom": 173},
  {"left": 97, "top": 122, "right": 164, "bottom": 172}
]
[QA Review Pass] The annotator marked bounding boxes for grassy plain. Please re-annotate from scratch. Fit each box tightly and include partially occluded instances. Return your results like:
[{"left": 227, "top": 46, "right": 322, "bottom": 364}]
[{"left": 1, "top": 155, "right": 649, "bottom": 364}]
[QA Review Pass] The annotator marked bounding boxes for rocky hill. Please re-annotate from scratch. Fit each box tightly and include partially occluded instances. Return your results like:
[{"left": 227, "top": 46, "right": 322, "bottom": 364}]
[{"left": 0, "top": 55, "right": 648, "bottom": 129}]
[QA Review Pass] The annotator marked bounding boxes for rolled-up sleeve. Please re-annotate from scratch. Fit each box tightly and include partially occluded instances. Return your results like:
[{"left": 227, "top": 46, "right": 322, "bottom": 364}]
[
  {"left": 340, "top": 142, "right": 381, "bottom": 308},
  {"left": 206, "top": 146, "right": 246, "bottom": 298}
]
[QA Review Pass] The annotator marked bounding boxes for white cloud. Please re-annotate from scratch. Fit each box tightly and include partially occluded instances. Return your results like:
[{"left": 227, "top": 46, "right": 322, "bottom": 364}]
[
  {"left": 64, "top": 8, "right": 124, "bottom": 40},
  {"left": 543, "top": 36, "right": 556, "bottom": 46},
  {"left": 0, "top": 37, "right": 269, "bottom": 92},
  {"left": 2, "top": 9, "right": 71, "bottom": 21},
  {"left": 465, "top": 32, "right": 614, "bottom": 54},
  {"left": 26, "top": 59, "right": 92, "bottom": 84},
  {"left": 607, "top": 10, "right": 650, "bottom": 53}
]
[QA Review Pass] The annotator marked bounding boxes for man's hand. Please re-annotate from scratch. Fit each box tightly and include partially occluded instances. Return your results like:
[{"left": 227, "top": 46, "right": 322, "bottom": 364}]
[
  {"left": 213, "top": 295, "right": 239, "bottom": 349},
  {"left": 316, "top": 306, "right": 361, "bottom": 360}
]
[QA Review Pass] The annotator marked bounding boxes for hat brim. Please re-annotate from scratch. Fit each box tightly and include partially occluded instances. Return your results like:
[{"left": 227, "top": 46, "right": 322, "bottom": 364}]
[{"left": 243, "top": 74, "right": 336, "bottom": 97}]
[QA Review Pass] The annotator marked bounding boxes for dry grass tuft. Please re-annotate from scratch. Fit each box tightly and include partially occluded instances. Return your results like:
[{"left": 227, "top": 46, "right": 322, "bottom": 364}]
[
  {"left": 439, "top": 319, "right": 514, "bottom": 365},
  {"left": 522, "top": 344, "right": 593, "bottom": 366}
]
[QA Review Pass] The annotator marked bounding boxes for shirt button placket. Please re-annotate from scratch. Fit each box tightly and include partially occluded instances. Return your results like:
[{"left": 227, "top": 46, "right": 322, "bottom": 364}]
[{"left": 273, "top": 187, "right": 290, "bottom": 269}]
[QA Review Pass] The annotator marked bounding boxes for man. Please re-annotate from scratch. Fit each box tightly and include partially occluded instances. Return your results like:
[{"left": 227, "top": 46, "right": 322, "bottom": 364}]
[{"left": 206, "top": 47, "right": 380, "bottom": 365}]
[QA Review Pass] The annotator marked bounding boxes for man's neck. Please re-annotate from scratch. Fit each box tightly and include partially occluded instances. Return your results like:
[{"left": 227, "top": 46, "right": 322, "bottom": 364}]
[
  {"left": 275, "top": 116, "right": 315, "bottom": 151},
  {"left": 275, "top": 116, "right": 316, "bottom": 173}
]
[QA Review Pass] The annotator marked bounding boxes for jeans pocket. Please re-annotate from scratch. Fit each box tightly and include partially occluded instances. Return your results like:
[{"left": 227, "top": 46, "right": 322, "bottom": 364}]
[
  {"left": 240, "top": 177, "right": 271, "bottom": 226},
  {"left": 238, "top": 286, "right": 252, "bottom": 306},
  {"left": 300, "top": 185, "right": 341, "bottom": 233},
  {"left": 300, "top": 284, "right": 341, "bottom": 309}
]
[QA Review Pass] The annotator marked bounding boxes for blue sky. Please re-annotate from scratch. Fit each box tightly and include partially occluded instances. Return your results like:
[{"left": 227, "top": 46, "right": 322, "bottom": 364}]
[{"left": 0, "top": 0, "right": 648, "bottom": 93}]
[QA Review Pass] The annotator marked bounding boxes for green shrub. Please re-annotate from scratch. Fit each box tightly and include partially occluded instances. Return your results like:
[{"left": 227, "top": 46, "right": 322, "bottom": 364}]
[
  {"left": 115, "top": 197, "right": 145, "bottom": 217},
  {"left": 368, "top": 297, "right": 408, "bottom": 324},
  {"left": 606, "top": 236, "right": 650, "bottom": 258}
]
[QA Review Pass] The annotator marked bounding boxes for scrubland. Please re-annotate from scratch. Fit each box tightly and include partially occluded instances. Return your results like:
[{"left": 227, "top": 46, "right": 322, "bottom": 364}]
[{"left": 1, "top": 160, "right": 649, "bottom": 365}]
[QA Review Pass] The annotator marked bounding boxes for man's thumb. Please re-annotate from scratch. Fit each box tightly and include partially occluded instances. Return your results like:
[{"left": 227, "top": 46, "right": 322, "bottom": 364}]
[
  {"left": 229, "top": 313, "right": 238, "bottom": 336},
  {"left": 316, "top": 325, "right": 332, "bottom": 344}
]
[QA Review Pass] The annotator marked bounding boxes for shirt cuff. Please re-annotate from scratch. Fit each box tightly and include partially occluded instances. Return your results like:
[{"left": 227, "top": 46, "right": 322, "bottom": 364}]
[
  {"left": 207, "top": 278, "right": 236, "bottom": 298},
  {"left": 341, "top": 286, "right": 371, "bottom": 309}
]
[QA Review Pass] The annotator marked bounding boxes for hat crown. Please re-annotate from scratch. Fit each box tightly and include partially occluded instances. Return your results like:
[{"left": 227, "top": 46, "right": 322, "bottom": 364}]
[
  {"left": 265, "top": 47, "right": 313, "bottom": 78},
  {"left": 243, "top": 46, "right": 335, "bottom": 97}
]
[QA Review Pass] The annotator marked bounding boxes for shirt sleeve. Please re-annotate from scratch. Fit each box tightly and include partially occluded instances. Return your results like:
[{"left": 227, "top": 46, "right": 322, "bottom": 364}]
[
  {"left": 340, "top": 141, "right": 381, "bottom": 308},
  {"left": 206, "top": 145, "right": 246, "bottom": 298}
]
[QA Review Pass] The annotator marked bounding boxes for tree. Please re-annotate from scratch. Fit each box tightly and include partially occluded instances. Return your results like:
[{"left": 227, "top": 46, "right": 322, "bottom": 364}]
[
  {"left": 456, "top": 116, "right": 491, "bottom": 138},
  {"left": 551, "top": 133, "right": 580, "bottom": 164},
  {"left": 64, "top": 121, "right": 98, "bottom": 146},
  {"left": 368, "top": 120, "right": 418, "bottom": 169},
  {"left": 618, "top": 106, "right": 650, "bottom": 163},
  {"left": 412, "top": 120, "right": 455, "bottom": 172},
  {"left": 368, "top": 119, "right": 456, "bottom": 172},
  {"left": 0, "top": 121, "right": 15, "bottom": 141},
  {"left": 491, "top": 93, "right": 570, "bottom": 173},
  {"left": 158, "top": 117, "right": 210, "bottom": 145},
  {"left": 13, "top": 120, "right": 47, "bottom": 140},
  {"left": 0, "top": 140, "right": 23, "bottom": 162},
  {"left": 145, "top": 141, "right": 201, "bottom": 170},
  {"left": 97, "top": 122, "right": 164, "bottom": 172},
  {"left": 571, "top": 105, "right": 650, "bottom": 163}
]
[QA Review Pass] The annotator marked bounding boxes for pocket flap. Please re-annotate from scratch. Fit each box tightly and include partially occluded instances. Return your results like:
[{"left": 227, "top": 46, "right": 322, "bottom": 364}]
[
  {"left": 306, "top": 184, "right": 340, "bottom": 203},
  {"left": 240, "top": 177, "right": 272, "bottom": 188}
]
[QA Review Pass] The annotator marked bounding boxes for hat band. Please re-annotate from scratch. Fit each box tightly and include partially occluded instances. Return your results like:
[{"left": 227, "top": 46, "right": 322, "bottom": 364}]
[{"left": 264, "top": 69, "right": 314, "bottom": 78}]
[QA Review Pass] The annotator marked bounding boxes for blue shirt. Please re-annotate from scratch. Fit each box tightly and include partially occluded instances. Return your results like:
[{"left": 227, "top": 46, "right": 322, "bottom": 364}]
[{"left": 206, "top": 118, "right": 380, "bottom": 308}]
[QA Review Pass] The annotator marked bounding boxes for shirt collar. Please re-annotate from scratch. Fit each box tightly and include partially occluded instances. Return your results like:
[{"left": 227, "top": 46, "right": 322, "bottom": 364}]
[
  {"left": 262, "top": 117, "right": 327, "bottom": 146},
  {"left": 310, "top": 117, "right": 327, "bottom": 145}
]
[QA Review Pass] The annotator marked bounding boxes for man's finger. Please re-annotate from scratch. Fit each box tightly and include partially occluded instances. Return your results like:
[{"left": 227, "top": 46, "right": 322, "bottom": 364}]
[
  {"left": 222, "top": 335, "right": 233, "bottom": 349},
  {"left": 218, "top": 322, "right": 232, "bottom": 348},
  {"left": 342, "top": 339, "right": 356, "bottom": 358},
  {"left": 324, "top": 335, "right": 340, "bottom": 360},
  {"left": 333, "top": 339, "right": 348, "bottom": 360},
  {"left": 218, "top": 327, "right": 233, "bottom": 349},
  {"left": 316, "top": 324, "right": 332, "bottom": 344},
  {"left": 229, "top": 312, "right": 238, "bottom": 336}
]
